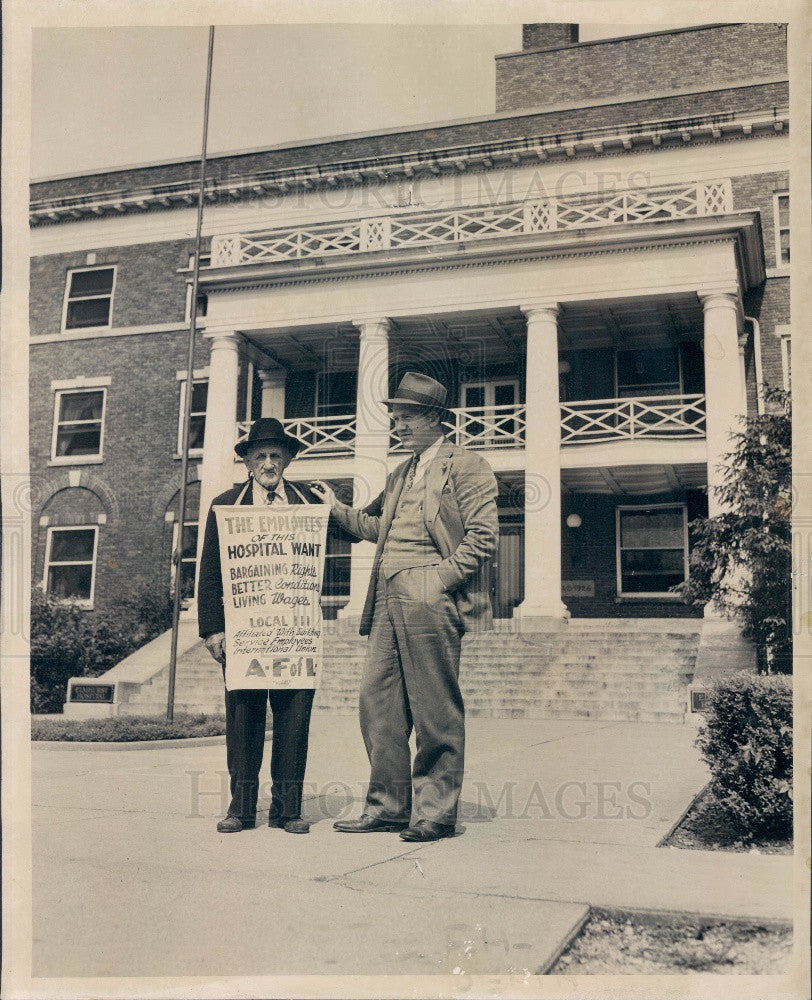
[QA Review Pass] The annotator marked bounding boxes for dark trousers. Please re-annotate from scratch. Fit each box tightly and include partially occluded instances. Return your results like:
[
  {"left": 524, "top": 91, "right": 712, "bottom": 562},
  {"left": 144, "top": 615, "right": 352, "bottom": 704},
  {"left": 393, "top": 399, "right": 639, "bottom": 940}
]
[
  {"left": 224, "top": 686, "right": 314, "bottom": 825},
  {"left": 361, "top": 566, "right": 465, "bottom": 826}
]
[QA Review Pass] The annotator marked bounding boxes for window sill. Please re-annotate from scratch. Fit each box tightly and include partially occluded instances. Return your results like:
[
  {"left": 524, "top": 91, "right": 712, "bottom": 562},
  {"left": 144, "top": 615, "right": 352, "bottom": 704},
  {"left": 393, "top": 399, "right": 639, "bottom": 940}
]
[
  {"left": 173, "top": 452, "right": 204, "bottom": 461},
  {"left": 765, "top": 266, "right": 790, "bottom": 279},
  {"left": 615, "top": 594, "right": 683, "bottom": 603},
  {"left": 48, "top": 456, "right": 104, "bottom": 467},
  {"left": 61, "top": 325, "right": 112, "bottom": 335}
]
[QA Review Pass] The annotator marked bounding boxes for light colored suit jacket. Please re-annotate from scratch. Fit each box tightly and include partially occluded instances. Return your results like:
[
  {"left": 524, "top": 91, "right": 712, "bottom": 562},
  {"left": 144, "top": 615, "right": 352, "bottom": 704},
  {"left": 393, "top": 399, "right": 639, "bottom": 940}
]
[{"left": 332, "top": 439, "right": 499, "bottom": 636}]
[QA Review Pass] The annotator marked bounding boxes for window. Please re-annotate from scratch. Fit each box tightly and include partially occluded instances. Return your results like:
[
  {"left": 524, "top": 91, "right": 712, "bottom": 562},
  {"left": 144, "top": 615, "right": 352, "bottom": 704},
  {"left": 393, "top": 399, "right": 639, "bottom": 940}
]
[
  {"left": 44, "top": 526, "right": 99, "bottom": 604},
  {"left": 616, "top": 504, "right": 688, "bottom": 597},
  {"left": 171, "top": 517, "right": 199, "bottom": 600},
  {"left": 774, "top": 192, "right": 790, "bottom": 266},
  {"left": 461, "top": 380, "right": 519, "bottom": 409},
  {"left": 615, "top": 348, "right": 682, "bottom": 397},
  {"left": 778, "top": 329, "right": 791, "bottom": 390},
  {"left": 322, "top": 532, "right": 351, "bottom": 601},
  {"left": 177, "top": 376, "right": 208, "bottom": 454},
  {"left": 62, "top": 266, "right": 115, "bottom": 330},
  {"left": 460, "top": 380, "right": 520, "bottom": 445},
  {"left": 315, "top": 371, "right": 356, "bottom": 418},
  {"left": 51, "top": 388, "right": 106, "bottom": 461},
  {"left": 184, "top": 253, "right": 210, "bottom": 322}
]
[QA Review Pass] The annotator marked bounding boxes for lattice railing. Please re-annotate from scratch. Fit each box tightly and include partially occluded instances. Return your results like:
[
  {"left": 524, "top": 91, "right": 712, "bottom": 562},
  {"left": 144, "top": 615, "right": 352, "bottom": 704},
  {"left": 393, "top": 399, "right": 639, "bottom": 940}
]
[
  {"left": 235, "top": 397, "right": 705, "bottom": 458},
  {"left": 560, "top": 395, "right": 706, "bottom": 444},
  {"left": 452, "top": 404, "right": 527, "bottom": 450},
  {"left": 388, "top": 405, "right": 527, "bottom": 453},
  {"left": 235, "top": 414, "right": 356, "bottom": 458},
  {"left": 210, "top": 179, "right": 733, "bottom": 266}
]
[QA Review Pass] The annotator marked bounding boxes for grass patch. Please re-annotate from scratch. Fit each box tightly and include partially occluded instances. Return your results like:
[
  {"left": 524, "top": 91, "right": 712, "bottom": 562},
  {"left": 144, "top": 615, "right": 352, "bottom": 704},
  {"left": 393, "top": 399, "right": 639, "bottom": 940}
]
[
  {"left": 550, "top": 911, "right": 791, "bottom": 975},
  {"left": 664, "top": 785, "right": 792, "bottom": 855},
  {"left": 31, "top": 712, "right": 228, "bottom": 742}
]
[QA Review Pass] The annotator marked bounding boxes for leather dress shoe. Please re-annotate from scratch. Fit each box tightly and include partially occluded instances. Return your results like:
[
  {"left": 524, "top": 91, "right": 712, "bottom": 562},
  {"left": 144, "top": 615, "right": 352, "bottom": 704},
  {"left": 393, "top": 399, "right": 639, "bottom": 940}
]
[
  {"left": 269, "top": 817, "right": 310, "bottom": 834},
  {"left": 216, "top": 815, "right": 254, "bottom": 833},
  {"left": 333, "top": 814, "right": 409, "bottom": 833},
  {"left": 399, "top": 820, "right": 455, "bottom": 842}
]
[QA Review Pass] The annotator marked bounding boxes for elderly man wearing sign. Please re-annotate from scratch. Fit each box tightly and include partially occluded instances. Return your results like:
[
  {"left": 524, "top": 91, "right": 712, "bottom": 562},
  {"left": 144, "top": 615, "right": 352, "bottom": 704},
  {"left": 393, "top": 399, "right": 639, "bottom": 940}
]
[
  {"left": 311, "top": 372, "right": 499, "bottom": 843},
  {"left": 199, "top": 417, "right": 324, "bottom": 835}
]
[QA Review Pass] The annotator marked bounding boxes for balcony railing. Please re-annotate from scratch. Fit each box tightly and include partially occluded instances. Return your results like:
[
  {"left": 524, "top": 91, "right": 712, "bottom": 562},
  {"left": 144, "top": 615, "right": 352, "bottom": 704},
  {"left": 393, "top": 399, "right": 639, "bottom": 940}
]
[
  {"left": 235, "top": 395, "right": 706, "bottom": 459},
  {"left": 210, "top": 179, "right": 733, "bottom": 267},
  {"left": 389, "top": 404, "right": 528, "bottom": 453},
  {"left": 236, "top": 413, "right": 356, "bottom": 458},
  {"left": 560, "top": 394, "right": 706, "bottom": 444}
]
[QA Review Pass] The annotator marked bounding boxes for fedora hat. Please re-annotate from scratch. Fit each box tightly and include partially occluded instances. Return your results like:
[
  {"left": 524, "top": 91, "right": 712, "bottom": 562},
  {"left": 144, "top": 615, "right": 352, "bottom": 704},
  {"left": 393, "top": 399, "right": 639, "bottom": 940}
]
[
  {"left": 234, "top": 417, "right": 302, "bottom": 458},
  {"left": 381, "top": 372, "right": 449, "bottom": 412}
]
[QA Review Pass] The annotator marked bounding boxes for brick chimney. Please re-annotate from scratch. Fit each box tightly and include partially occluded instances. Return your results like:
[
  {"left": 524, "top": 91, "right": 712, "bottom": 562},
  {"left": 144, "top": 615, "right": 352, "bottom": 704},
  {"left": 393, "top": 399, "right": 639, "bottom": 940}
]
[{"left": 522, "top": 23, "right": 579, "bottom": 50}]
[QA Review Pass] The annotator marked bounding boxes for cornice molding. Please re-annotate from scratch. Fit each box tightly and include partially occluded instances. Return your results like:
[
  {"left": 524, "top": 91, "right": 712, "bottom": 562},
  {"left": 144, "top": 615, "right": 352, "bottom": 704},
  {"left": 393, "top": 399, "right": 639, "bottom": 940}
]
[
  {"left": 198, "top": 212, "right": 765, "bottom": 296},
  {"left": 30, "top": 106, "right": 789, "bottom": 228}
]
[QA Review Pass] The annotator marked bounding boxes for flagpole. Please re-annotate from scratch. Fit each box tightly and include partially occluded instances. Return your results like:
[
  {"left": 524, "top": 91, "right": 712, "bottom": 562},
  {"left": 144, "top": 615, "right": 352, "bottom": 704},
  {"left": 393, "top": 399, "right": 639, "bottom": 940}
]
[{"left": 168, "top": 26, "right": 215, "bottom": 722}]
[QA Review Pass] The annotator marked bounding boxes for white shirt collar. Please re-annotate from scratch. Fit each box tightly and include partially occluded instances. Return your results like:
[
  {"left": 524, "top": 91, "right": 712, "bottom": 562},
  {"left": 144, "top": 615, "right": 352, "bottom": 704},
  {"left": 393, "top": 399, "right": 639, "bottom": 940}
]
[
  {"left": 409, "top": 436, "right": 445, "bottom": 487},
  {"left": 254, "top": 478, "right": 287, "bottom": 505},
  {"left": 414, "top": 434, "right": 445, "bottom": 469}
]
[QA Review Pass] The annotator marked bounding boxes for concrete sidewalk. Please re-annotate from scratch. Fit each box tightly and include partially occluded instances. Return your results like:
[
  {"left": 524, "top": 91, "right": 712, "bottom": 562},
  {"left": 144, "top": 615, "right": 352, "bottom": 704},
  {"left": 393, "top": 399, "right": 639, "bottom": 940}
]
[{"left": 31, "top": 714, "right": 793, "bottom": 979}]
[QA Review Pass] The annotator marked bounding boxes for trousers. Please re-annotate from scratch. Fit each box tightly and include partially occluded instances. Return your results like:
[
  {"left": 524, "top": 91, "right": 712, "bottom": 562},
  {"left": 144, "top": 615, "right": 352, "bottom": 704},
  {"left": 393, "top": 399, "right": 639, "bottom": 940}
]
[
  {"left": 224, "top": 685, "right": 314, "bottom": 825},
  {"left": 360, "top": 566, "right": 464, "bottom": 826}
]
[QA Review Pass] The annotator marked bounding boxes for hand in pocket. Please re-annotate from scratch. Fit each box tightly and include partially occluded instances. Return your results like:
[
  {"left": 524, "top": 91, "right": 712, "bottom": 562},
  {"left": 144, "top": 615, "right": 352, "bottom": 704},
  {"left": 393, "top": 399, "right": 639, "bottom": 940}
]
[{"left": 421, "top": 565, "right": 447, "bottom": 602}]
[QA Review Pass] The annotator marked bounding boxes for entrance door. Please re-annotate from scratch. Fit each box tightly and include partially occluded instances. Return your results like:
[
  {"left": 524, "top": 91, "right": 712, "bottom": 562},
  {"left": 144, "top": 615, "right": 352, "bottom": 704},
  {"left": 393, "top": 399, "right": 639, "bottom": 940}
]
[
  {"left": 492, "top": 524, "right": 524, "bottom": 617},
  {"left": 460, "top": 380, "right": 520, "bottom": 447}
]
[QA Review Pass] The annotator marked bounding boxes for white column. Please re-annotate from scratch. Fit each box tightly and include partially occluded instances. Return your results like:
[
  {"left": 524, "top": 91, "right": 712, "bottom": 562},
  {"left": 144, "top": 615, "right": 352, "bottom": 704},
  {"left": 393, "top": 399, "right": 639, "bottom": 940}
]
[
  {"left": 196, "top": 332, "right": 243, "bottom": 566},
  {"left": 517, "top": 304, "right": 569, "bottom": 625},
  {"left": 258, "top": 367, "right": 287, "bottom": 418},
  {"left": 338, "top": 317, "right": 391, "bottom": 620},
  {"left": 701, "top": 292, "right": 743, "bottom": 518},
  {"left": 695, "top": 291, "right": 753, "bottom": 651}
]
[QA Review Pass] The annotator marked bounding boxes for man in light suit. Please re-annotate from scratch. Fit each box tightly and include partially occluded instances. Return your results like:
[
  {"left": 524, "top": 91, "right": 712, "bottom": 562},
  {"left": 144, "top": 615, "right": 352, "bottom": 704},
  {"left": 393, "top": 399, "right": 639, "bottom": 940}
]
[
  {"left": 198, "top": 417, "right": 321, "bottom": 835},
  {"left": 312, "top": 372, "right": 499, "bottom": 842}
]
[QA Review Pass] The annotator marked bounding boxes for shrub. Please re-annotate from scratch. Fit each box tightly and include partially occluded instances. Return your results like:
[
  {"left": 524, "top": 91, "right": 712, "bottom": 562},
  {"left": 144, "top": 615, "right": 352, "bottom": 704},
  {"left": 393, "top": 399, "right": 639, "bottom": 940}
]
[
  {"left": 30, "top": 583, "right": 173, "bottom": 713},
  {"left": 697, "top": 672, "right": 792, "bottom": 839},
  {"left": 32, "top": 712, "right": 226, "bottom": 742}
]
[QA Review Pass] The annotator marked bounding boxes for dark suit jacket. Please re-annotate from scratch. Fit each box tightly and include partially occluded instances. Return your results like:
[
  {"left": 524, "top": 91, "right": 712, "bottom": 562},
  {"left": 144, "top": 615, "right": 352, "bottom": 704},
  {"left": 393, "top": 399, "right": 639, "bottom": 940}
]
[
  {"left": 197, "top": 478, "right": 322, "bottom": 639},
  {"left": 331, "top": 439, "right": 499, "bottom": 636}
]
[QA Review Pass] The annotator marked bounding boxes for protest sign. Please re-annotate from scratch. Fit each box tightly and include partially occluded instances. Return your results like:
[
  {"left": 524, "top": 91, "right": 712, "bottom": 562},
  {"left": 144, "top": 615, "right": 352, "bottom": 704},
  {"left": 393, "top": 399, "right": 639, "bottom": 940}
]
[{"left": 214, "top": 504, "right": 329, "bottom": 691}]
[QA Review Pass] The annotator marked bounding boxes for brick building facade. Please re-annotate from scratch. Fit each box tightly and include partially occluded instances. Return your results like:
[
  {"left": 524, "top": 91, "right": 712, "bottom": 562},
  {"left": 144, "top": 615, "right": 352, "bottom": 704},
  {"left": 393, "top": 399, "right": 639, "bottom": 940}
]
[{"left": 30, "top": 23, "right": 791, "bottom": 644}]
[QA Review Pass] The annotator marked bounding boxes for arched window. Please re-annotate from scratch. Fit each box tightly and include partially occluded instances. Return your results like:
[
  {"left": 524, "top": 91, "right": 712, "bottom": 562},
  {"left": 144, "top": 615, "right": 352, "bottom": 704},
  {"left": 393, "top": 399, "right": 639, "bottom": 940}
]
[{"left": 39, "top": 486, "right": 107, "bottom": 606}]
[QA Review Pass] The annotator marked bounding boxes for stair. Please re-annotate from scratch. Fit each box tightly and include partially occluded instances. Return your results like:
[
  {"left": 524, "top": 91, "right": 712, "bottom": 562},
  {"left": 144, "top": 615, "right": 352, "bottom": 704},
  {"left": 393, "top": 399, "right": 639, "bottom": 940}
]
[{"left": 119, "top": 619, "right": 701, "bottom": 723}]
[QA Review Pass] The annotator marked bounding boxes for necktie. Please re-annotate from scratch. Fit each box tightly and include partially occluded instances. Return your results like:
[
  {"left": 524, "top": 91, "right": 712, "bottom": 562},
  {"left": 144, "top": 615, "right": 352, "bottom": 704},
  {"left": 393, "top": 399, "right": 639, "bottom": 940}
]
[{"left": 405, "top": 455, "right": 418, "bottom": 491}]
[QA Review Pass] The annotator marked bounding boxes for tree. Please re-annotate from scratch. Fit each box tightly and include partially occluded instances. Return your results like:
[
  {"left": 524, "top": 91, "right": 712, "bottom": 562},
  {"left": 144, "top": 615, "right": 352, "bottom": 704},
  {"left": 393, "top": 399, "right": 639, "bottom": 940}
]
[{"left": 680, "top": 386, "right": 792, "bottom": 673}]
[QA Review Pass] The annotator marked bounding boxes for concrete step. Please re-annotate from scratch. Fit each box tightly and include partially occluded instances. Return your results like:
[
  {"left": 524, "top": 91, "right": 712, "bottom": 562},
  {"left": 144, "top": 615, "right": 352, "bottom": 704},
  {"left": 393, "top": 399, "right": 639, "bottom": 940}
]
[
  {"left": 113, "top": 618, "right": 700, "bottom": 723},
  {"left": 133, "top": 674, "right": 693, "bottom": 694},
  {"left": 463, "top": 644, "right": 699, "bottom": 656},
  {"left": 460, "top": 662, "right": 696, "bottom": 673}
]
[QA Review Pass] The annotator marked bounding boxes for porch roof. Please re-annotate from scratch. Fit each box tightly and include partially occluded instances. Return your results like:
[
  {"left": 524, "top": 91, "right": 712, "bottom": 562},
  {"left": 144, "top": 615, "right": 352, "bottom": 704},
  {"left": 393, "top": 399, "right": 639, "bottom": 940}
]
[{"left": 231, "top": 291, "right": 715, "bottom": 372}]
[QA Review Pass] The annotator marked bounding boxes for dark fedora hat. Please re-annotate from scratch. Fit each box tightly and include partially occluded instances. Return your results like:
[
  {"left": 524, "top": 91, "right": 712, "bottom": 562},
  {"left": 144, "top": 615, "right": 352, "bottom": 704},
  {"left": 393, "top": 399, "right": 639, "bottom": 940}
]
[
  {"left": 381, "top": 372, "right": 449, "bottom": 412},
  {"left": 234, "top": 417, "right": 302, "bottom": 458}
]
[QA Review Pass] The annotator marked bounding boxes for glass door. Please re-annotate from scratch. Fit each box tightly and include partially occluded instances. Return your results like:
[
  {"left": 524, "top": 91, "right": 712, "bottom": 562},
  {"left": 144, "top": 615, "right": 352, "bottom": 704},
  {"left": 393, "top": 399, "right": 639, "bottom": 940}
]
[{"left": 460, "top": 380, "right": 519, "bottom": 447}]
